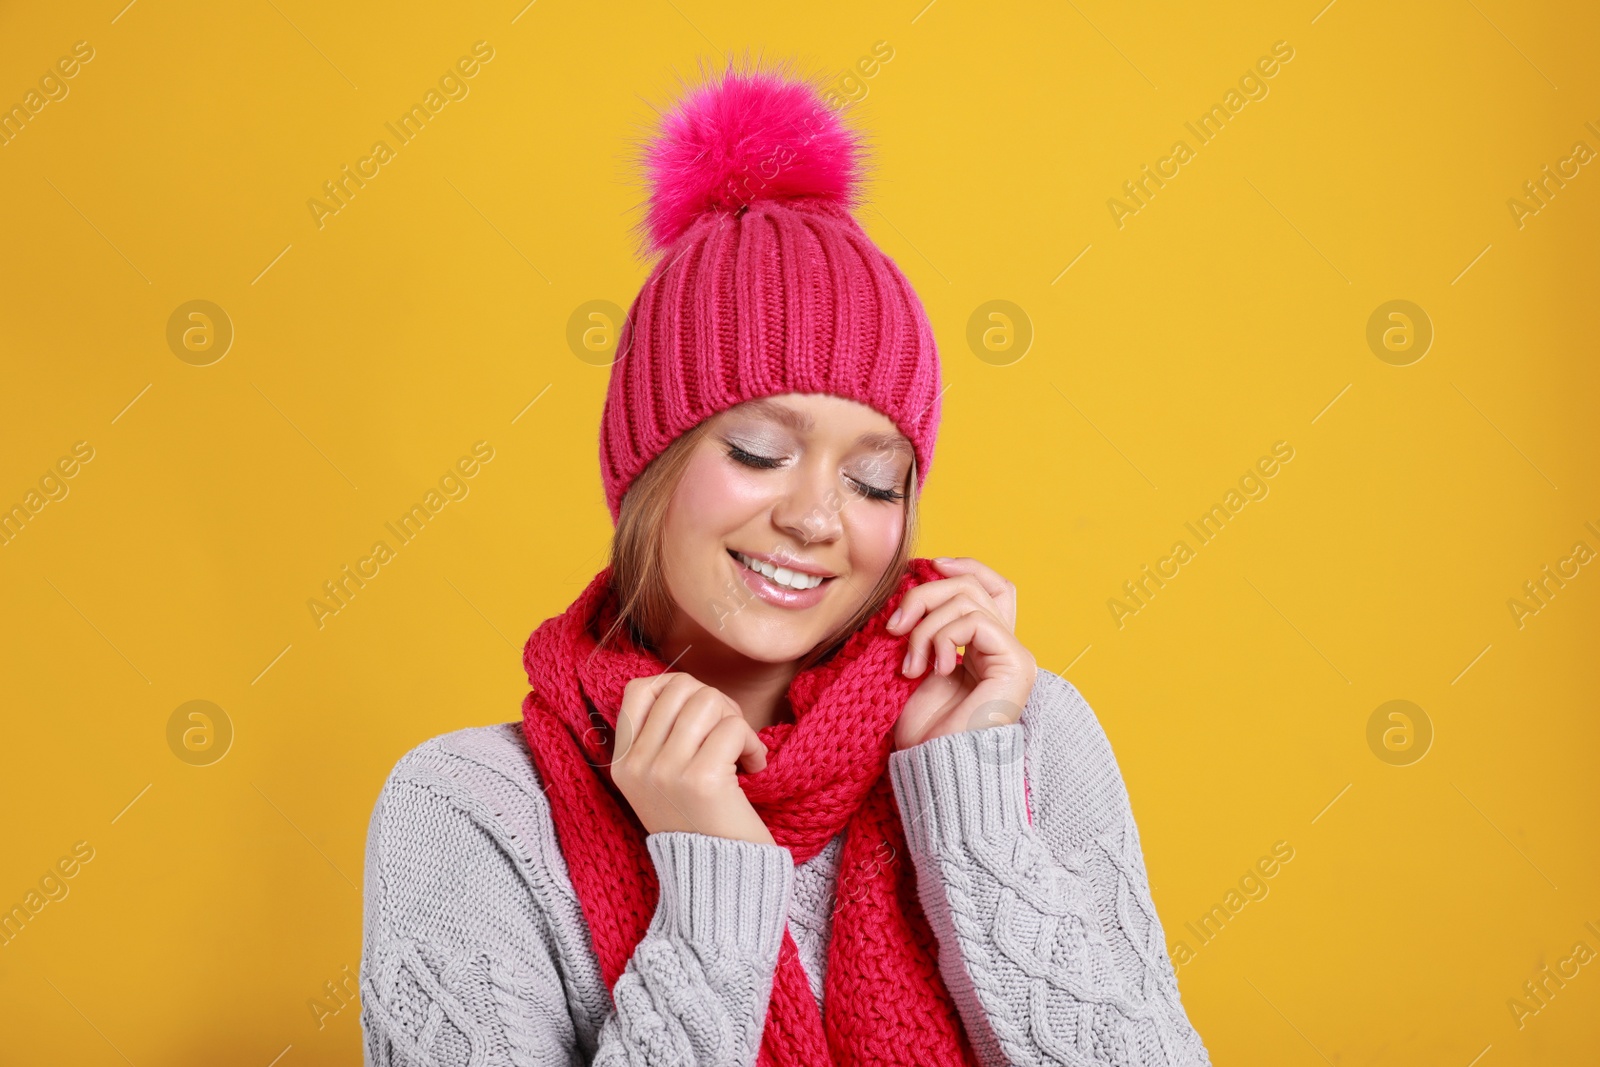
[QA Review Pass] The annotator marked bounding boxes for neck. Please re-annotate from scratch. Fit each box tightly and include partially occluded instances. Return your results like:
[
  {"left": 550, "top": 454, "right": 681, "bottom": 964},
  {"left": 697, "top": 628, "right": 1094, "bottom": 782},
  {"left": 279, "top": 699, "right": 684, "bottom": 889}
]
[{"left": 653, "top": 629, "right": 801, "bottom": 733}]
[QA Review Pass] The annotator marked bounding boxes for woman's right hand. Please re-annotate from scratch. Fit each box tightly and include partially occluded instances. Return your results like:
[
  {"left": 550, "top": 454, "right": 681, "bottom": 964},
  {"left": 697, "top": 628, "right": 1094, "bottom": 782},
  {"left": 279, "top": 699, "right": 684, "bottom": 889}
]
[{"left": 611, "top": 672, "right": 776, "bottom": 846}]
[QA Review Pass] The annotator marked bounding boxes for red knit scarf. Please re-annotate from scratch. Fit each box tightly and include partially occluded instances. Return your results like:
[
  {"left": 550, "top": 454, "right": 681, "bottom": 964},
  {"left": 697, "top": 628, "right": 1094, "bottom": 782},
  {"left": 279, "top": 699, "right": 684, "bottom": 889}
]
[{"left": 519, "top": 556, "right": 981, "bottom": 1066}]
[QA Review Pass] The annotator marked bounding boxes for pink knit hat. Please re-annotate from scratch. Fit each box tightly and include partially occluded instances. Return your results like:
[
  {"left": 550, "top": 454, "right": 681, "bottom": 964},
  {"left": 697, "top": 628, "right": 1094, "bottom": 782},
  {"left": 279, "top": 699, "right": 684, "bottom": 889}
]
[{"left": 598, "top": 63, "right": 943, "bottom": 523}]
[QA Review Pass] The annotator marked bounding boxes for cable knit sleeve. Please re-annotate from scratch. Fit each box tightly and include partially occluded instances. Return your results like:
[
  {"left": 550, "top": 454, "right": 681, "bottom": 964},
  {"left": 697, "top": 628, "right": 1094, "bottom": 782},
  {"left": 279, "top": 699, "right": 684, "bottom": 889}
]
[
  {"left": 593, "top": 832, "right": 795, "bottom": 1065},
  {"left": 886, "top": 669, "right": 1212, "bottom": 1067},
  {"left": 360, "top": 735, "right": 796, "bottom": 1066}
]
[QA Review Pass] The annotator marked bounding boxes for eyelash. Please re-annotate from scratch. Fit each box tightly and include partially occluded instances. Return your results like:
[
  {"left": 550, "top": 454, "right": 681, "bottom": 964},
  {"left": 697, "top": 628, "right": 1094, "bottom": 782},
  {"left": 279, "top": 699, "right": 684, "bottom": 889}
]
[{"left": 726, "top": 445, "right": 905, "bottom": 503}]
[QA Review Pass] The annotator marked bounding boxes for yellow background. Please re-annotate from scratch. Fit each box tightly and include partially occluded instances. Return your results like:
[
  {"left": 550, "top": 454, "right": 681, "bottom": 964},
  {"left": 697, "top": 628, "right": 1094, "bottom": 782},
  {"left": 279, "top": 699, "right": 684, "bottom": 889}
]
[{"left": 2, "top": 0, "right": 1596, "bottom": 1063}]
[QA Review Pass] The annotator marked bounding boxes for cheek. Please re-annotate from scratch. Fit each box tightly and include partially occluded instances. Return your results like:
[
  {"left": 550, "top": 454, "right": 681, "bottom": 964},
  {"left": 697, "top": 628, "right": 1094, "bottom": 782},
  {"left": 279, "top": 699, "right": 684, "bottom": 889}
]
[
  {"left": 668, "top": 450, "right": 765, "bottom": 540},
  {"left": 661, "top": 449, "right": 765, "bottom": 588},
  {"left": 844, "top": 504, "right": 903, "bottom": 575}
]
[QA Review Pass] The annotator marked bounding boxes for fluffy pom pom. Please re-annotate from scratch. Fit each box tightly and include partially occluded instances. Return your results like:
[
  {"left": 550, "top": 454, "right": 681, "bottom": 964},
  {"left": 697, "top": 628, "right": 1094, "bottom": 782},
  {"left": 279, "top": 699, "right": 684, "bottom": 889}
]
[{"left": 639, "top": 64, "right": 863, "bottom": 253}]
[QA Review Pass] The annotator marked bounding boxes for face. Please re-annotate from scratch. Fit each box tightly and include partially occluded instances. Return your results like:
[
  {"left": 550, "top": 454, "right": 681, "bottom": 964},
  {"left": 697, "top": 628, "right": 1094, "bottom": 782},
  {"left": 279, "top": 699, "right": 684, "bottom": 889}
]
[{"left": 658, "top": 392, "right": 913, "bottom": 664}]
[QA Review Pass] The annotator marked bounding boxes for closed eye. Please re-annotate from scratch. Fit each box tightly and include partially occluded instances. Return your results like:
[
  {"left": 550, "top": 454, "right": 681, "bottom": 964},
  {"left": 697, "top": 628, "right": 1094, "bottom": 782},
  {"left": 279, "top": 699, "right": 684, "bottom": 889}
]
[
  {"left": 849, "top": 478, "right": 904, "bottom": 503},
  {"left": 726, "top": 445, "right": 904, "bottom": 503},
  {"left": 727, "top": 445, "right": 782, "bottom": 469}
]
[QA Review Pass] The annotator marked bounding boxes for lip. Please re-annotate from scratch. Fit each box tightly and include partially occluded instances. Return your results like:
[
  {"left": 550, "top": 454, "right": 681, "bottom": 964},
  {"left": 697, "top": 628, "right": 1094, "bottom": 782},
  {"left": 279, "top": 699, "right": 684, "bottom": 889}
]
[
  {"left": 728, "top": 549, "right": 835, "bottom": 610},
  {"left": 730, "top": 547, "right": 836, "bottom": 578}
]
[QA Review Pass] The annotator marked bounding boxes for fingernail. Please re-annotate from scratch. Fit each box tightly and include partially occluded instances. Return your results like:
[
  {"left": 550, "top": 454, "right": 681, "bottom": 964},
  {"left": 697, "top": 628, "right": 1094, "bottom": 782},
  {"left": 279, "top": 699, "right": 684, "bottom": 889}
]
[
  {"left": 901, "top": 651, "right": 911, "bottom": 674},
  {"left": 888, "top": 609, "right": 902, "bottom": 629},
  {"left": 934, "top": 556, "right": 951, "bottom": 563}
]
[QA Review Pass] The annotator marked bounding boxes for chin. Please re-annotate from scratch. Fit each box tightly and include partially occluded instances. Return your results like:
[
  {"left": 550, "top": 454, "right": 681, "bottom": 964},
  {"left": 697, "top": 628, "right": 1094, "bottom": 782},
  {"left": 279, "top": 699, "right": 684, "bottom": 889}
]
[{"left": 715, "top": 617, "right": 819, "bottom": 663}]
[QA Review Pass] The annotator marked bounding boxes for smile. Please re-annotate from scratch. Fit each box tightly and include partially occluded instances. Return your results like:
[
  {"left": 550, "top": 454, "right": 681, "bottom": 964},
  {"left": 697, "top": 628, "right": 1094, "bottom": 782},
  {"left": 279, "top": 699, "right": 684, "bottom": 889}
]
[
  {"left": 730, "top": 549, "right": 829, "bottom": 589},
  {"left": 728, "top": 549, "right": 836, "bottom": 610}
]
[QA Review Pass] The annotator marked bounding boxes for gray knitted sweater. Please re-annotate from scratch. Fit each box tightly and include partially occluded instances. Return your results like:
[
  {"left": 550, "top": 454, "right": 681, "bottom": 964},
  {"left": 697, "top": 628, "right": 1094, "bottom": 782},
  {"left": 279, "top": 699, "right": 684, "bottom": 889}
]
[{"left": 359, "top": 667, "right": 1212, "bottom": 1065}]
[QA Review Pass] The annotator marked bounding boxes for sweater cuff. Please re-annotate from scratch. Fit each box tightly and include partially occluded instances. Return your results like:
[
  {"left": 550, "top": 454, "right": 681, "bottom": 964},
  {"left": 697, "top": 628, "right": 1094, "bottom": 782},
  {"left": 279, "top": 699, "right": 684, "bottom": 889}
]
[
  {"left": 888, "top": 723, "right": 1030, "bottom": 856},
  {"left": 644, "top": 832, "right": 795, "bottom": 959}
]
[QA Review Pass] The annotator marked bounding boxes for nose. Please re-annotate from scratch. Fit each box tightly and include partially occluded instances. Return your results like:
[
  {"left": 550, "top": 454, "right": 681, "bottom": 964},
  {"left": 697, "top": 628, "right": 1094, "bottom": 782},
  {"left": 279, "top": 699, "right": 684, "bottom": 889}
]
[{"left": 771, "top": 459, "right": 844, "bottom": 547}]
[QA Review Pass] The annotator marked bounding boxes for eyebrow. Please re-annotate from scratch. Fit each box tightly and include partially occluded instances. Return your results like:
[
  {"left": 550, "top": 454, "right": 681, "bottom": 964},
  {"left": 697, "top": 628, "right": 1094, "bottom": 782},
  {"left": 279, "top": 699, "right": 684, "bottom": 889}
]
[{"left": 740, "top": 397, "right": 913, "bottom": 456}]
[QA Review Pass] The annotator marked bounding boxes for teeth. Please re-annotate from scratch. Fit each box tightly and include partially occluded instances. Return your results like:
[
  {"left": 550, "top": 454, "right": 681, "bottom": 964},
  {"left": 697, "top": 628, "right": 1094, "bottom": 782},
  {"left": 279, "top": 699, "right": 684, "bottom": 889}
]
[{"left": 735, "top": 551, "right": 826, "bottom": 591}]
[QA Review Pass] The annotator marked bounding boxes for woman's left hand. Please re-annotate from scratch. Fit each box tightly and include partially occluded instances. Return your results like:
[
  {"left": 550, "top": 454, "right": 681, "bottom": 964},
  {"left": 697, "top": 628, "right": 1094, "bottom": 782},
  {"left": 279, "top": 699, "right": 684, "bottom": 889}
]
[{"left": 888, "top": 556, "right": 1038, "bottom": 752}]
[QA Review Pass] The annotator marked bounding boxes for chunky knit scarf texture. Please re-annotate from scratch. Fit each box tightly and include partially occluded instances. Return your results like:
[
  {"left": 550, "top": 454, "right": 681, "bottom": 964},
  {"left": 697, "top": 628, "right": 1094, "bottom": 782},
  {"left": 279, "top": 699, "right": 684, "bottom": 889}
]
[{"left": 520, "top": 556, "right": 981, "bottom": 1065}]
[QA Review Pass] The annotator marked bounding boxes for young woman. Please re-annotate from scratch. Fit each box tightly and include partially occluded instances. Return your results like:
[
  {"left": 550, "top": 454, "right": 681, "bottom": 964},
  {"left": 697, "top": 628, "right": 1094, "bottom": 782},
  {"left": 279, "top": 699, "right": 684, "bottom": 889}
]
[{"left": 360, "top": 65, "right": 1212, "bottom": 1066}]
